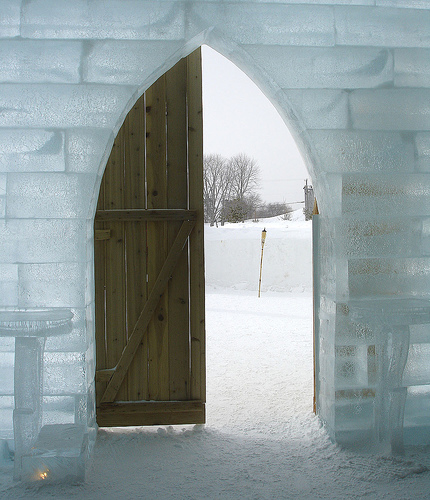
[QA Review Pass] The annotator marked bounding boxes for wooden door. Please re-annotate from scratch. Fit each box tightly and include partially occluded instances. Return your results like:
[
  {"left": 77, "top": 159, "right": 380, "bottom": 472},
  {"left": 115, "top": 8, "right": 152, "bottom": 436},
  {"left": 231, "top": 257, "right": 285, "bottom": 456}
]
[{"left": 94, "top": 49, "right": 205, "bottom": 426}]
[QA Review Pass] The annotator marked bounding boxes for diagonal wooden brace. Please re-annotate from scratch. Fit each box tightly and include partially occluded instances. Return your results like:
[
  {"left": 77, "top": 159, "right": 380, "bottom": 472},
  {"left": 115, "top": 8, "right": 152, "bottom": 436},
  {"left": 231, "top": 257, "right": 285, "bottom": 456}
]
[{"left": 100, "top": 219, "right": 196, "bottom": 404}]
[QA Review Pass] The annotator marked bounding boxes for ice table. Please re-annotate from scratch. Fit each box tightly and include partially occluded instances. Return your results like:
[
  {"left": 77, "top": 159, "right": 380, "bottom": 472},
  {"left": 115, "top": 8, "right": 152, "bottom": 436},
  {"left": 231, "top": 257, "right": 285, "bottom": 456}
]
[
  {"left": 347, "top": 298, "right": 430, "bottom": 453},
  {"left": 0, "top": 309, "right": 73, "bottom": 480}
]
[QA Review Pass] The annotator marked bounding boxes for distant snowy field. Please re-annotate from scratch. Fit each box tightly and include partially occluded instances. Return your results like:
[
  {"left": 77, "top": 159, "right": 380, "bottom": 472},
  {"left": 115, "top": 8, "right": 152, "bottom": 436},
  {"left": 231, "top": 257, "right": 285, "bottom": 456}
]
[{"left": 2, "top": 212, "right": 430, "bottom": 499}]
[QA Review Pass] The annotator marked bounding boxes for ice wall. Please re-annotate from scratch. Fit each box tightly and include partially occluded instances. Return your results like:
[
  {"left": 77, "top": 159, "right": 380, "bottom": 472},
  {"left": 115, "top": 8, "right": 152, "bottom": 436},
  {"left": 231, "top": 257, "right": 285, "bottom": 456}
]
[{"left": 0, "top": 0, "right": 429, "bottom": 480}]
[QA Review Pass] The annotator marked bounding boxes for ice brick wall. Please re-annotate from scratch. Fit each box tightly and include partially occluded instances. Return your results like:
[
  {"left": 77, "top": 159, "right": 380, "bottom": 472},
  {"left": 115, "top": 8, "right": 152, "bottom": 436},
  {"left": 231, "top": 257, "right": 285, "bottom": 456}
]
[{"left": 0, "top": 0, "right": 429, "bottom": 467}]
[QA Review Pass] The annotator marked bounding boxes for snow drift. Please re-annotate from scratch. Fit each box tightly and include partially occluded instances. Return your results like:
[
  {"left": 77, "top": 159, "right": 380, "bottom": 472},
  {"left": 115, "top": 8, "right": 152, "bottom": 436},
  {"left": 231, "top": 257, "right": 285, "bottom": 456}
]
[{"left": 205, "top": 214, "right": 312, "bottom": 293}]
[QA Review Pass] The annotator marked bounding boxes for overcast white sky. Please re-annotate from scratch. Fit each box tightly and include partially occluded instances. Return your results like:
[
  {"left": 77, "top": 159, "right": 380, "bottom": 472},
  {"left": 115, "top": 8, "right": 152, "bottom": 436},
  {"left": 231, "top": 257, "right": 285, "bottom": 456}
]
[{"left": 202, "top": 45, "right": 310, "bottom": 205}]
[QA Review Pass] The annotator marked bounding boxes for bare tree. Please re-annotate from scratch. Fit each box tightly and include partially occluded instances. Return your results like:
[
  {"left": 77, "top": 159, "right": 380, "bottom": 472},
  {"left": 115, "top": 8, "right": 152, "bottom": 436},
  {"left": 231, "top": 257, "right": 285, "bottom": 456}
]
[
  {"left": 257, "top": 202, "right": 293, "bottom": 219},
  {"left": 228, "top": 153, "right": 260, "bottom": 201},
  {"left": 204, "top": 153, "right": 261, "bottom": 225},
  {"left": 203, "top": 154, "right": 233, "bottom": 226},
  {"left": 223, "top": 193, "right": 262, "bottom": 223}
]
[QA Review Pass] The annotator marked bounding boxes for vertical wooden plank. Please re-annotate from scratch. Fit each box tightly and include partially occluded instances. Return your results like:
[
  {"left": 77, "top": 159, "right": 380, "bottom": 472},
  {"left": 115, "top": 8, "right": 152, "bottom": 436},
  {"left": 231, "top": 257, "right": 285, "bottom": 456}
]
[
  {"left": 124, "top": 94, "right": 148, "bottom": 401},
  {"left": 124, "top": 94, "right": 146, "bottom": 210},
  {"left": 96, "top": 178, "right": 105, "bottom": 212},
  {"left": 165, "top": 57, "right": 190, "bottom": 401},
  {"left": 103, "top": 127, "right": 128, "bottom": 401},
  {"left": 187, "top": 48, "right": 206, "bottom": 405},
  {"left": 94, "top": 180, "right": 107, "bottom": 406},
  {"left": 146, "top": 77, "right": 170, "bottom": 401}
]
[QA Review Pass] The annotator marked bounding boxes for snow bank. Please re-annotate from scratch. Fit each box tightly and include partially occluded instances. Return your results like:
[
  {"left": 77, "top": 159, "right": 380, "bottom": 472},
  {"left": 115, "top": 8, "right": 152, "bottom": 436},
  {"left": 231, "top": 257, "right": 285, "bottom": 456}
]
[{"left": 204, "top": 212, "right": 312, "bottom": 293}]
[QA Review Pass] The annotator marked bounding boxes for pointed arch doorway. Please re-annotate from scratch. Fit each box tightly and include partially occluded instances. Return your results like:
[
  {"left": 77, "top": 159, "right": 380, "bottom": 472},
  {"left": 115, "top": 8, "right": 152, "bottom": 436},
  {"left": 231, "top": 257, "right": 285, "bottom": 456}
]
[{"left": 94, "top": 49, "right": 205, "bottom": 427}]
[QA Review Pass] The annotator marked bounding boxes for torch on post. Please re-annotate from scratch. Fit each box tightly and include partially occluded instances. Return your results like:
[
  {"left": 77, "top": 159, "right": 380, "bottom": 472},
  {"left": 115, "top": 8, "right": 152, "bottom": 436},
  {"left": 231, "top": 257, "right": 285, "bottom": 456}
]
[{"left": 258, "top": 228, "right": 267, "bottom": 298}]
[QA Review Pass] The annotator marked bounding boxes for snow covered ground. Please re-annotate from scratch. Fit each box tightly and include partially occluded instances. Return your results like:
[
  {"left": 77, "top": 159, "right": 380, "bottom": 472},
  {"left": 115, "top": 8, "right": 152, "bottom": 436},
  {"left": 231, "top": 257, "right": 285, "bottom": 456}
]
[{"left": 2, "top": 213, "right": 430, "bottom": 499}]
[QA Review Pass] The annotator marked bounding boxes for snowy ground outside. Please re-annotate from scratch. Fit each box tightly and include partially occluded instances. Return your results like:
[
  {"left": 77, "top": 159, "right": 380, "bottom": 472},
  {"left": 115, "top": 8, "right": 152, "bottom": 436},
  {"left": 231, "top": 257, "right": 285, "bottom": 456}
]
[{"left": 1, "top": 213, "right": 430, "bottom": 498}]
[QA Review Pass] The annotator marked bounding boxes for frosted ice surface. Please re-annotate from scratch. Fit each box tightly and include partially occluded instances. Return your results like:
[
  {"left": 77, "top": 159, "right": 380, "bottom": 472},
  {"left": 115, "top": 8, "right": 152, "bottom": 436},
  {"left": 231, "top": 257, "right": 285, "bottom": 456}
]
[
  {"left": 336, "top": 218, "right": 424, "bottom": 258},
  {"left": 404, "top": 386, "right": 430, "bottom": 439},
  {"left": 334, "top": 6, "right": 430, "bottom": 47},
  {"left": 0, "top": 130, "right": 65, "bottom": 173},
  {"left": 0, "top": 174, "right": 5, "bottom": 196},
  {"left": 0, "top": 219, "right": 86, "bottom": 264},
  {"left": 309, "top": 131, "right": 414, "bottom": 173},
  {"left": 335, "top": 399, "right": 374, "bottom": 432},
  {"left": 66, "top": 129, "right": 112, "bottom": 174},
  {"left": 0, "top": 397, "right": 14, "bottom": 440},
  {"left": 348, "top": 257, "right": 430, "bottom": 298},
  {"left": 284, "top": 90, "right": 349, "bottom": 129},
  {"left": 14, "top": 338, "right": 43, "bottom": 410},
  {"left": 191, "top": 3, "right": 335, "bottom": 46},
  {"left": 85, "top": 346, "right": 96, "bottom": 389},
  {"left": 0, "top": 41, "right": 82, "bottom": 84},
  {"left": 410, "top": 324, "right": 430, "bottom": 344},
  {"left": 394, "top": 49, "right": 430, "bottom": 88},
  {"left": 375, "top": 0, "right": 430, "bottom": 10},
  {"left": 45, "top": 308, "right": 86, "bottom": 353},
  {"left": 7, "top": 173, "right": 97, "bottom": 219},
  {"left": 42, "top": 396, "right": 76, "bottom": 427},
  {"left": 0, "top": 85, "right": 135, "bottom": 129},
  {"left": 350, "top": 89, "right": 430, "bottom": 130},
  {"left": 0, "top": 264, "right": 18, "bottom": 307},
  {"left": 415, "top": 133, "right": 430, "bottom": 172},
  {"left": 18, "top": 263, "right": 86, "bottom": 308},
  {"left": 85, "top": 40, "right": 183, "bottom": 85},
  {"left": 247, "top": 46, "right": 393, "bottom": 89},
  {"left": 12, "top": 336, "right": 45, "bottom": 479},
  {"left": 0, "top": 0, "right": 20, "bottom": 38},
  {"left": 21, "top": 0, "right": 185, "bottom": 40},
  {"left": 43, "top": 353, "right": 86, "bottom": 396},
  {"left": 188, "top": 0, "right": 374, "bottom": 3},
  {"left": 335, "top": 345, "right": 368, "bottom": 388},
  {"left": 21, "top": 424, "right": 87, "bottom": 483},
  {"left": 0, "top": 335, "right": 14, "bottom": 352},
  {"left": 341, "top": 174, "right": 430, "bottom": 216},
  {"left": 0, "top": 354, "right": 14, "bottom": 394},
  {"left": 404, "top": 344, "right": 430, "bottom": 386}
]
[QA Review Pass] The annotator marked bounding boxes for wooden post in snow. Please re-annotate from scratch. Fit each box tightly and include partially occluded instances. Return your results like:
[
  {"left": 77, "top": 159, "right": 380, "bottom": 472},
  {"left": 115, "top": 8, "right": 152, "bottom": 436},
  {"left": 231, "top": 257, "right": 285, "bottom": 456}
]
[{"left": 258, "top": 228, "right": 267, "bottom": 298}]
